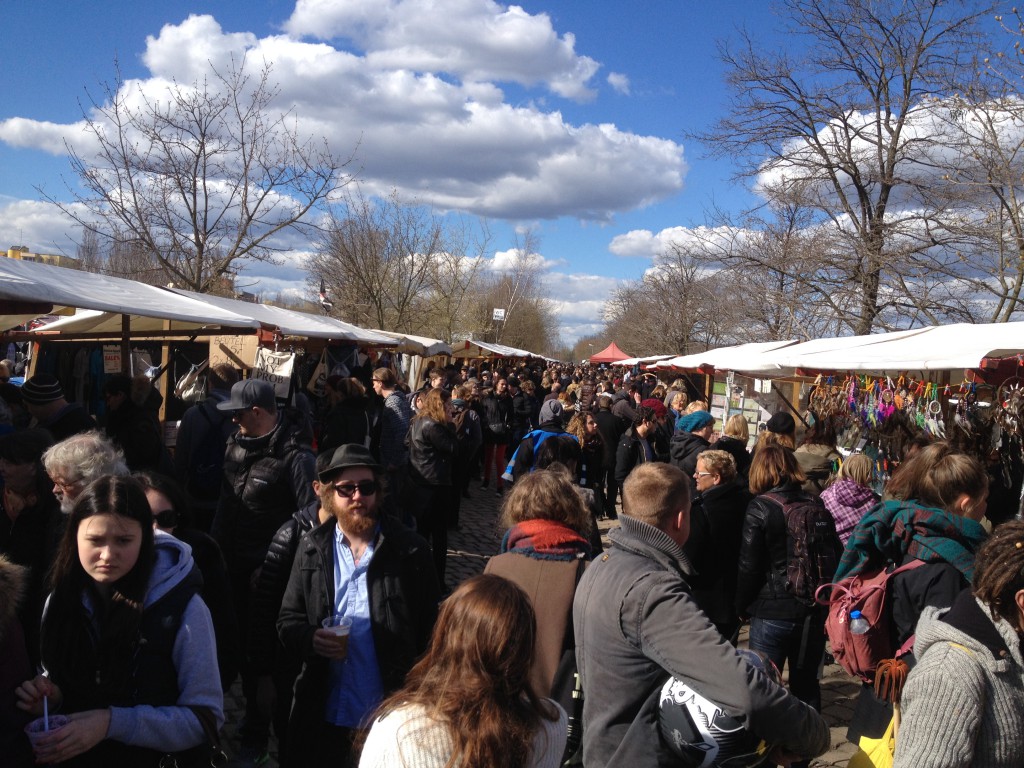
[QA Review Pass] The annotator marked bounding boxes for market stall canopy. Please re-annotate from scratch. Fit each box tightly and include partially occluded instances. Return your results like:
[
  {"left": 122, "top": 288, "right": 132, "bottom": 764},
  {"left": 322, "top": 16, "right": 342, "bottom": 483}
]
[
  {"left": 0, "top": 258, "right": 259, "bottom": 332},
  {"left": 369, "top": 330, "right": 453, "bottom": 356},
  {"left": 589, "top": 342, "right": 630, "bottom": 364},
  {"left": 618, "top": 354, "right": 676, "bottom": 367},
  {"left": 168, "top": 289, "right": 394, "bottom": 344},
  {"left": 450, "top": 339, "right": 535, "bottom": 359},
  {"left": 654, "top": 340, "right": 799, "bottom": 373},
  {"left": 761, "top": 322, "right": 1024, "bottom": 375}
]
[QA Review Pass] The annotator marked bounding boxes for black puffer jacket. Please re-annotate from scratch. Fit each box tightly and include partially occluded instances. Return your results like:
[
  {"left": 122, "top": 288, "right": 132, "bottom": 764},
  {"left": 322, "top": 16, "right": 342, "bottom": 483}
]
[
  {"left": 406, "top": 416, "right": 455, "bottom": 486},
  {"left": 212, "top": 410, "right": 317, "bottom": 574},
  {"left": 480, "top": 393, "right": 512, "bottom": 444},
  {"left": 247, "top": 500, "right": 322, "bottom": 675}
]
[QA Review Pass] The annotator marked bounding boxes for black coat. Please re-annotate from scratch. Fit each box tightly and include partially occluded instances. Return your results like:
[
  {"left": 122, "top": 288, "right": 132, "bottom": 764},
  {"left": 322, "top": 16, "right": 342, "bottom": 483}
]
[
  {"left": 277, "top": 516, "right": 439, "bottom": 755},
  {"left": 593, "top": 410, "right": 623, "bottom": 466},
  {"left": 714, "top": 435, "right": 751, "bottom": 480},
  {"left": 669, "top": 430, "right": 711, "bottom": 482},
  {"left": 615, "top": 428, "right": 650, "bottom": 487},
  {"left": 480, "top": 393, "right": 513, "bottom": 445},
  {"left": 406, "top": 416, "right": 455, "bottom": 486},
  {"left": 319, "top": 398, "right": 371, "bottom": 455},
  {"left": 684, "top": 481, "right": 752, "bottom": 634}
]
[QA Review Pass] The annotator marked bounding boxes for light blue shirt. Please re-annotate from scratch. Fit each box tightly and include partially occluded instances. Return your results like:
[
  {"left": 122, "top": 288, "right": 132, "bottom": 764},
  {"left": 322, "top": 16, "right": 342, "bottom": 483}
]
[{"left": 326, "top": 523, "right": 385, "bottom": 727}]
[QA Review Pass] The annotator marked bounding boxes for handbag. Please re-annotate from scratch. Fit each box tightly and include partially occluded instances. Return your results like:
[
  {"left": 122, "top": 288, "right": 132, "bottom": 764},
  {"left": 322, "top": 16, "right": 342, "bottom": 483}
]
[
  {"left": 175, "top": 361, "right": 209, "bottom": 403},
  {"left": 159, "top": 706, "right": 228, "bottom": 768},
  {"left": 848, "top": 704, "right": 899, "bottom": 768}
]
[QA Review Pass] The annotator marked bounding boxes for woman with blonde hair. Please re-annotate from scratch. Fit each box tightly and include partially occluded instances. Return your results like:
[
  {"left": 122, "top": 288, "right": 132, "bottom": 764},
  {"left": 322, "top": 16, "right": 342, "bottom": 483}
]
[
  {"left": 406, "top": 388, "right": 455, "bottom": 583},
  {"left": 715, "top": 413, "right": 752, "bottom": 480},
  {"left": 358, "top": 574, "right": 566, "bottom": 768},
  {"left": 820, "top": 453, "right": 879, "bottom": 545}
]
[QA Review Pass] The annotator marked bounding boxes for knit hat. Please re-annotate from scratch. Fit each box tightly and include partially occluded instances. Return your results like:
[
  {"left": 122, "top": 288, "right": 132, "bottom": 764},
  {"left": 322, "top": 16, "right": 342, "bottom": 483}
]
[
  {"left": 539, "top": 399, "right": 564, "bottom": 424},
  {"left": 20, "top": 374, "right": 64, "bottom": 405},
  {"left": 766, "top": 412, "right": 796, "bottom": 434},
  {"left": 677, "top": 410, "right": 714, "bottom": 433},
  {"left": 640, "top": 398, "right": 667, "bottom": 419}
]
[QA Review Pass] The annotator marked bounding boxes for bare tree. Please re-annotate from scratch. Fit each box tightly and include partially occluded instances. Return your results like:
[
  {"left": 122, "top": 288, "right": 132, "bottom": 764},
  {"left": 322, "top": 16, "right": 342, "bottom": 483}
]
[
  {"left": 421, "top": 216, "right": 490, "bottom": 343},
  {"left": 309, "top": 190, "right": 445, "bottom": 331},
  {"left": 703, "top": 0, "right": 992, "bottom": 334},
  {"left": 50, "top": 57, "right": 351, "bottom": 293}
]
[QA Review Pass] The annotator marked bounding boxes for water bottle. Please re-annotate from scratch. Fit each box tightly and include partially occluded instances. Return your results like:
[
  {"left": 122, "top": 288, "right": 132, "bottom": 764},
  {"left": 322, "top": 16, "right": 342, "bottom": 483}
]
[{"left": 849, "top": 609, "right": 870, "bottom": 635}]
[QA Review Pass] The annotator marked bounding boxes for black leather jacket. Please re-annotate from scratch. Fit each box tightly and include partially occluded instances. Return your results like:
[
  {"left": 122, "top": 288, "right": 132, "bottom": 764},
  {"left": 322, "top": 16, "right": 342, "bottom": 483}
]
[
  {"left": 736, "top": 482, "right": 825, "bottom": 620},
  {"left": 406, "top": 416, "right": 455, "bottom": 486}
]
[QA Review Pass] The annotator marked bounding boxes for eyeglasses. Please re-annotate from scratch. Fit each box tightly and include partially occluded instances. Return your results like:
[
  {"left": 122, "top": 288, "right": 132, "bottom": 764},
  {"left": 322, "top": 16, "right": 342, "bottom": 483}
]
[
  {"left": 332, "top": 480, "right": 379, "bottom": 498},
  {"left": 52, "top": 477, "right": 83, "bottom": 494},
  {"left": 153, "top": 509, "right": 180, "bottom": 529},
  {"left": 694, "top": 472, "right": 714, "bottom": 478}
]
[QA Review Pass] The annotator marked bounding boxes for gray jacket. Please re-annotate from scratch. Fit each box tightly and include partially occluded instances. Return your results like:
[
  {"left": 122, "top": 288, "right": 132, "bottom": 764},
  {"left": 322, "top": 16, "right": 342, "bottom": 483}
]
[
  {"left": 895, "top": 592, "right": 1024, "bottom": 768},
  {"left": 572, "top": 514, "right": 830, "bottom": 768}
]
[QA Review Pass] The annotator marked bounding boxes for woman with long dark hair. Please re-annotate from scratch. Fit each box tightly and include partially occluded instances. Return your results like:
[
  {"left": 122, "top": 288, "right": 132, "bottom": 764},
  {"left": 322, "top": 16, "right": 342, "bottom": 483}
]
[
  {"left": 406, "top": 388, "right": 456, "bottom": 584},
  {"left": 15, "top": 476, "right": 222, "bottom": 766},
  {"left": 358, "top": 574, "right": 566, "bottom": 767}
]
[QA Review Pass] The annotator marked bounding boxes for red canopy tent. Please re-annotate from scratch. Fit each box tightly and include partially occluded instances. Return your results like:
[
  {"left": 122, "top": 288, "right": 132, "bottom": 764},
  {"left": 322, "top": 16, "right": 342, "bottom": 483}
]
[{"left": 589, "top": 342, "right": 630, "bottom": 364}]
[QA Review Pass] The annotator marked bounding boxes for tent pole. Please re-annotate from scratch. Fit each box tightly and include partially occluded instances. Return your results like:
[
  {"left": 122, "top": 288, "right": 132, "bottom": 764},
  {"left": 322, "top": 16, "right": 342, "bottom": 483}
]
[
  {"left": 121, "top": 314, "right": 131, "bottom": 374},
  {"left": 771, "top": 382, "right": 810, "bottom": 430}
]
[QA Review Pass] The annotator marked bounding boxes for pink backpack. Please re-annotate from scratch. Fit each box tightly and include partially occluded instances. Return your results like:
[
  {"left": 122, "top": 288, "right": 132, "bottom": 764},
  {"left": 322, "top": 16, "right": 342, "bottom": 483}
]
[{"left": 815, "top": 559, "right": 925, "bottom": 682}]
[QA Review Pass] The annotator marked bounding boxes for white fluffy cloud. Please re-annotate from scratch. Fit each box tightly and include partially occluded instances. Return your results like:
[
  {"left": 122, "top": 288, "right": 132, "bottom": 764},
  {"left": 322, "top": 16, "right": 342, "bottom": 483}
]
[
  {"left": 607, "top": 72, "right": 630, "bottom": 95},
  {"left": 0, "top": 5, "right": 685, "bottom": 224}
]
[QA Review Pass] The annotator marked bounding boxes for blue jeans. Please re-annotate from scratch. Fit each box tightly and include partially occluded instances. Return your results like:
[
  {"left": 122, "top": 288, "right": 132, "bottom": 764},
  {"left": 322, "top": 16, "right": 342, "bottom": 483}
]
[{"left": 748, "top": 613, "right": 824, "bottom": 712}]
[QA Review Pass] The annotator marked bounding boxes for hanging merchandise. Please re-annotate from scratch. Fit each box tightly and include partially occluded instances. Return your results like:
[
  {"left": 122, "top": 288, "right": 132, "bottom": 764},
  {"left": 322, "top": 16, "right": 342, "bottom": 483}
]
[
  {"left": 175, "top": 360, "right": 209, "bottom": 403},
  {"left": 306, "top": 352, "right": 328, "bottom": 397},
  {"left": 253, "top": 347, "right": 295, "bottom": 401}
]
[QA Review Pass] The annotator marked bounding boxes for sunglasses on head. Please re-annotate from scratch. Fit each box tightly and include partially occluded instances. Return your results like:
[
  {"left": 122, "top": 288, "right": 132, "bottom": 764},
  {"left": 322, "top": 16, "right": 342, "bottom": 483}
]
[
  {"left": 153, "top": 509, "right": 180, "bottom": 528},
  {"left": 332, "top": 480, "right": 379, "bottom": 498}
]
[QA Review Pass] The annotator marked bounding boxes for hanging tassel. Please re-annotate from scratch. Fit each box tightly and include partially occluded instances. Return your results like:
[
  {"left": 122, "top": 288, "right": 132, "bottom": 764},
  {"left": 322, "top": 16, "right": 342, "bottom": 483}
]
[{"left": 874, "top": 658, "right": 910, "bottom": 704}]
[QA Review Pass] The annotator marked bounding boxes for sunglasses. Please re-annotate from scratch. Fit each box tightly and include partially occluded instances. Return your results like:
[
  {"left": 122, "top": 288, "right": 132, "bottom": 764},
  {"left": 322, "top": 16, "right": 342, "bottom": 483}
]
[
  {"left": 153, "top": 509, "right": 180, "bottom": 528},
  {"left": 333, "top": 480, "right": 379, "bottom": 498}
]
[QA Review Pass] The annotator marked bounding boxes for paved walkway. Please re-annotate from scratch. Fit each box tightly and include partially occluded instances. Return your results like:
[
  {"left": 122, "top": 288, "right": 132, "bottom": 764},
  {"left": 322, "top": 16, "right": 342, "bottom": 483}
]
[{"left": 221, "top": 483, "right": 860, "bottom": 766}]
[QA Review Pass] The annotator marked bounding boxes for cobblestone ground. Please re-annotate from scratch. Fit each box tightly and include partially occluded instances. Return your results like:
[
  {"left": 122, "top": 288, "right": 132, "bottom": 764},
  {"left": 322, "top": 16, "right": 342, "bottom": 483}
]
[{"left": 221, "top": 483, "right": 860, "bottom": 767}]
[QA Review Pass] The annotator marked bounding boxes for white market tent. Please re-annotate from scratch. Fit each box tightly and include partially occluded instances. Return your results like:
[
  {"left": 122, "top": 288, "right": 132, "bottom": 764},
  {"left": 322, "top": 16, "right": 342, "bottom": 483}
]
[
  {"left": 368, "top": 330, "right": 453, "bottom": 357},
  {"left": 617, "top": 353, "right": 679, "bottom": 367},
  {"left": 760, "top": 322, "right": 1024, "bottom": 375},
  {"left": 450, "top": 338, "right": 537, "bottom": 359},
  {"left": 653, "top": 340, "right": 800, "bottom": 373},
  {"left": 0, "top": 257, "right": 260, "bottom": 333}
]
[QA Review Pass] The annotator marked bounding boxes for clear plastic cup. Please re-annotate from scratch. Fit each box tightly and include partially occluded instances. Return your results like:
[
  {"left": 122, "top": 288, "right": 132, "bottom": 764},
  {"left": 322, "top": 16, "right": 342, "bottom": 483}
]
[
  {"left": 25, "top": 714, "right": 70, "bottom": 754},
  {"left": 321, "top": 614, "right": 353, "bottom": 657}
]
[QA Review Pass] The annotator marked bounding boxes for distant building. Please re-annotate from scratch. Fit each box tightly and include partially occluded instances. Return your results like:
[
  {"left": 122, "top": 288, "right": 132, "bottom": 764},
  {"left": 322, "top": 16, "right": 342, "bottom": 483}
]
[{"left": 5, "top": 246, "right": 79, "bottom": 268}]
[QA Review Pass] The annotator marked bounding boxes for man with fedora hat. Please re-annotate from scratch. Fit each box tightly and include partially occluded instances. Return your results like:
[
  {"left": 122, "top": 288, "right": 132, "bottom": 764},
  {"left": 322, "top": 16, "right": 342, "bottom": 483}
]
[{"left": 278, "top": 444, "right": 440, "bottom": 767}]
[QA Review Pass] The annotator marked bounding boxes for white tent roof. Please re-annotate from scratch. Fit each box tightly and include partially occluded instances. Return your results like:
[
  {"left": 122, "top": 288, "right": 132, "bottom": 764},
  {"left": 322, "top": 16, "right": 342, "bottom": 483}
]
[
  {"left": 653, "top": 340, "right": 799, "bottom": 372},
  {"left": 368, "top": 330, "right": 453, "bottom": 357},
  {"left": 450, "top": 338, "right": 536, "bottom": 359},
  {"left": 168, "top": 289, "right": 394, "bottom": 343},
  {"left": 618, "top": 354, "right": 676, "bottom": 367},
  {"left": 763, "top": 322, "right": 1024, "bottom": 374},
  {"left": 0, "top": 258, "right": 259, "bottom": 332}
]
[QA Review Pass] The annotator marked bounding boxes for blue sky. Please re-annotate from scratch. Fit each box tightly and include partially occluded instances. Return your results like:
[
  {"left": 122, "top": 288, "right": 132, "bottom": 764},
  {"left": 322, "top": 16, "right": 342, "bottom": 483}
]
[{"left": 0, "top": 0, "right": 784, "bottom": 341}]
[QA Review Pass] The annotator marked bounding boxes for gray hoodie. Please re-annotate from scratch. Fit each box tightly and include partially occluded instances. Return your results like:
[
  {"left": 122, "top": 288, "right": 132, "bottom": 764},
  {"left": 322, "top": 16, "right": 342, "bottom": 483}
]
[{"left": 82, "top": 531, "right": 224, "bottom": 751}]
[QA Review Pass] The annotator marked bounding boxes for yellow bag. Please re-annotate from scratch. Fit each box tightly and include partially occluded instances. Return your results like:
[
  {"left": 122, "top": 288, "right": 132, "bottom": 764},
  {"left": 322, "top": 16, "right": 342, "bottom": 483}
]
[{"left": 848, "top": 705, "right": 898, "bottom": 768}]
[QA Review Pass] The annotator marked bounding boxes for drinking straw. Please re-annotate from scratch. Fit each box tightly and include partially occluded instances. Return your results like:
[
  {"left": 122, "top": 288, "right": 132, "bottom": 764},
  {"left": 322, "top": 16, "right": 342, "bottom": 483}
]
[{"left": 43, "top": 696, "right": 49, "bottom": 732}]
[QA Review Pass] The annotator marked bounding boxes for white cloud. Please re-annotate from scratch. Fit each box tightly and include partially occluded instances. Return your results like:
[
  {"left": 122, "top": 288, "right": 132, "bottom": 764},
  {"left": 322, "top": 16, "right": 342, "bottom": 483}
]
[
  {"left": 609, "top": 224, "right": 745, "bottom": 259},
  {"left": 0, "top": 7, "right": 686, "bottom": 224},
  {"left": 546, "top": 271, "right": 619, "bottom": 342},
  {"left": 285, "top": 0, "right": 600, "bottom": 101},
  {"left": 490, "top": 247, "right": 562, "bottom": 272},
  {"left": 607, "top": 72, "right": 630, "bottom": 95},
  {"left": 0, "top": 197, "right": 85, "bottom": 254}
]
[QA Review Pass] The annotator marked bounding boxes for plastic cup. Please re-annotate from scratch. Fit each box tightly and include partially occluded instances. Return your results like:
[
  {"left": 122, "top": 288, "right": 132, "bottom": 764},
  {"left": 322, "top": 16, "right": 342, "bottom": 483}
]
[
  {"left": 25, "top": 714, "right": 70, "bottom": 754},
  {"left": 321, "top": 614, "right": 353, "bottom": 657}
]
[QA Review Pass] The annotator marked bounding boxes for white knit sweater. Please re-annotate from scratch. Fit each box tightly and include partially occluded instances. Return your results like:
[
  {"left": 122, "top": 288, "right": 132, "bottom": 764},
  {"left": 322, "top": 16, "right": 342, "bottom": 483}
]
[{"left": 358, "top": 700, "right": 567, "bottom": 768}]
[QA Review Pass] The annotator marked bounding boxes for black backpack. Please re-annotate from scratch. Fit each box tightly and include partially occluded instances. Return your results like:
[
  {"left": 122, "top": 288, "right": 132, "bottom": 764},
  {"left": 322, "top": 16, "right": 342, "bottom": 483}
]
[{"left": 764, "top": 492, "right": 842, "bottom": 605}]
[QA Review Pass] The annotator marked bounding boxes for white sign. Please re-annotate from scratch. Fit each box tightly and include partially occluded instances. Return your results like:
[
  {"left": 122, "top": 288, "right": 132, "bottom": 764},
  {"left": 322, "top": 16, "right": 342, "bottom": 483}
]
[
  {"left": 252, "top": 348, "right": 295, "bottom": 400},
  {"left": 492, "top": 308, "right": 506, "bottom": 321},
  {"left": 102, "top": 345, "right": 122, "bottom": 374}
]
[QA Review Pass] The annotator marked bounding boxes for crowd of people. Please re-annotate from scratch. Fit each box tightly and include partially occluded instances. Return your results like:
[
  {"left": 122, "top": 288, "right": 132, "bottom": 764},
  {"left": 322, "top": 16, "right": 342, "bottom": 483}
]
[{"left": 0, "top": 353, "right": 1022, "bottom": 767}]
